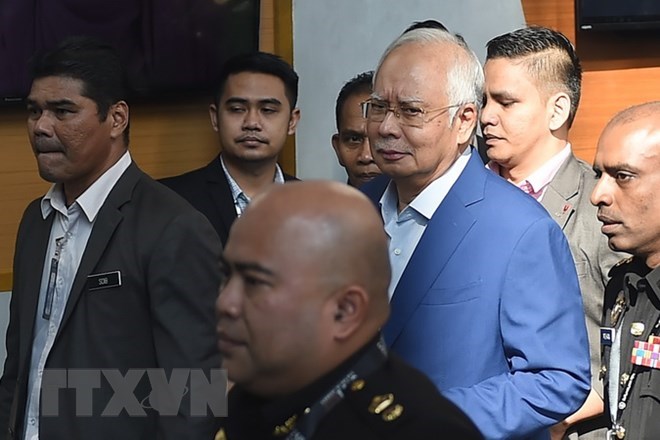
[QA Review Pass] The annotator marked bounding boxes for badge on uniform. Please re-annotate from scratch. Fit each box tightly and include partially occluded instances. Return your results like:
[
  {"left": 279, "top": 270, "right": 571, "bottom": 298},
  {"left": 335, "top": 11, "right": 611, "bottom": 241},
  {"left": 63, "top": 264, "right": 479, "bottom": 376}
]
[
  {"left": 631, "top": 335, "right": 660, "bottom": 368},
  {"left": 600, "top": 327, "right": 615, "bottom": 347},
  {"left": 87, "top": 270, "right": 122, "bottom": 291},
  {"left": 610, "top": 291, "right": 626, "bottom": 328}
]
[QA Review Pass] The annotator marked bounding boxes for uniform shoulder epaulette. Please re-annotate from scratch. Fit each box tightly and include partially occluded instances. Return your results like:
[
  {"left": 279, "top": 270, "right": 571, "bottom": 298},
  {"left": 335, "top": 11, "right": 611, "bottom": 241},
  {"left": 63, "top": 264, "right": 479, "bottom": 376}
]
[
  {"left": 608, "top": 256, "right": 635, "bottom": 277},
  {"left": 615, "top": 256, "right": 634, "bottom": 267}
]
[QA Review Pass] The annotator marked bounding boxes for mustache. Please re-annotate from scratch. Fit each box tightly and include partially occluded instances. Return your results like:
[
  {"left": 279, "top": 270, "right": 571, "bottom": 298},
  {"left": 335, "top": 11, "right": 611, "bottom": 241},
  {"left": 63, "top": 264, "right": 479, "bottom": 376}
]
[
  {"left": 371, "top": 140, "right": 413, "bottom": 154},
  {"left": 235, "top": 134, "right": 267, "bottom": 143},
  {"left": 33, "top": 140, "right": 64, "bottom": 153},
  {"left": 596, "top": 210, "right": 619, "bottom": 224}
]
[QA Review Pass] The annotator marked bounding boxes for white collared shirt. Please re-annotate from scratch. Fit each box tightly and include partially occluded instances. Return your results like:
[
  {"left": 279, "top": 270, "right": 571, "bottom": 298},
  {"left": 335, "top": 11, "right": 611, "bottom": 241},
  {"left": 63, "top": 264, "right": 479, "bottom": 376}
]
[
  {"left": 380, "top": 147, "right": 472, "bottom": 299},
  {"left": 24, "top": 151, "right": 132, "bottom": 440},
  {"left": 219, "top": 155, "right": 285, "bottom": 216}
]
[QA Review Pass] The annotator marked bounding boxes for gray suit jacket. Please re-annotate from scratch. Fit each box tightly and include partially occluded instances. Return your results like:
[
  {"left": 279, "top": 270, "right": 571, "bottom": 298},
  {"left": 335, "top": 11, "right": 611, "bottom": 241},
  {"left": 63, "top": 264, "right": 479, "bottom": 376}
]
[
  {"left": 0, "top": 163, "right": 222, "bottom": 440},
  {"left": 541, "top": 153, "right": 625, "bottom": 398}
]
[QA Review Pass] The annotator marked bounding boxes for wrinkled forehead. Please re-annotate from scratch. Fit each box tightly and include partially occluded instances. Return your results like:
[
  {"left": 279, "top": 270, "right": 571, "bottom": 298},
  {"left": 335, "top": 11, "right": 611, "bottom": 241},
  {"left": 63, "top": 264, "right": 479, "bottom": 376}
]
[{"left": 373, "top": 44, "right": 449, "bottom": 103}]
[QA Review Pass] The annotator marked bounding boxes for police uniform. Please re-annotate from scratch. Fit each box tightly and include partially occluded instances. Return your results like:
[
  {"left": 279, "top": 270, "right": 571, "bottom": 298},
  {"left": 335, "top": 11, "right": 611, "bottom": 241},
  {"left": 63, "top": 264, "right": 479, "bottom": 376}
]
[
  {"left": 601, "top": 257, "right": 660, "bottom": 440},
  {"left": 216, "top": 337, "right": 483, "bottom": 440}
]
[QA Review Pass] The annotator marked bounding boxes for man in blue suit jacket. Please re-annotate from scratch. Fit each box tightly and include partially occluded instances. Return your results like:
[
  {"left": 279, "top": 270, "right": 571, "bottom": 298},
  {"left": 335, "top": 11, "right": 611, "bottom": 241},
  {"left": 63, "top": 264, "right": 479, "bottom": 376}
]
[{"left": 361, "top": 26, "right": 590, "bottom": 439}]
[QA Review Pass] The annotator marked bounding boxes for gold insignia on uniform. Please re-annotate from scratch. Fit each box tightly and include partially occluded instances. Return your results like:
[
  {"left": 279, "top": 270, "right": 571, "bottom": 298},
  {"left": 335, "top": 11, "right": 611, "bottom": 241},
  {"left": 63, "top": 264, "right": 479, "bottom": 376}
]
[
  {"left": 368, "top": 393, "right": 394, "bottom": 414},
  {"left": 620, "top": 373, "right": 630, "bottom": 387},
  {"left": 615, "top": 257, "right": 633, "bottom": 267},
  {"left": 273, "top": 414, "right": 298, "bottom": 437},
  {"left": 611, "top": 291, "right": 626, "bottom": 327},
  {"left": 381, "top": 404, "right": 404, "bottom": 421},
  {"left": 215, "top": 429, "right": 227, "bottom": 440},
  {"left": 615, "top": 424, "right": 626, "bottom": 438},
  {"left": 351, "top": 379, "right": 365, "bottom": 391},
  {"left": 599, "top": 365, "right": 607, "bottom": 380},
  {"left": 630, "top": 322, "right": 645, "bottom": 336}
]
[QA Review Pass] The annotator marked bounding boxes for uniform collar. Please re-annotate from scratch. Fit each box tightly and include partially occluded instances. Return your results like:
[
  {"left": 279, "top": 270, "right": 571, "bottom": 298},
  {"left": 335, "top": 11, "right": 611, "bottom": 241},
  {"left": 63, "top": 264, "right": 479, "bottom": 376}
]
[{"left": 227, "top": 335, "right": 381, "bottom": 436}]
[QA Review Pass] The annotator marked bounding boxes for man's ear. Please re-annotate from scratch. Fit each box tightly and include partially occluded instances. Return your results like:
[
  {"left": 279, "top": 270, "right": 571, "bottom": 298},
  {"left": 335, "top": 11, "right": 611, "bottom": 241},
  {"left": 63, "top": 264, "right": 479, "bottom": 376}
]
[
  {"left": 288, "top": 108, "right": 301, "bottom": 135},
  {"left": 109, "top": 101, "right": 129, "bottom": 140},
  {"left": 331, "top": 134, "right": 345, "bottom": 166},
  {"left": 209, "top": 103, "right": 220, "bottom": 132},
  {"left": 548, "top": 92, "right": 571, "bottom": 132},
  {"left": 455, "top": 103, "right": 478, "bottom": 145},
  {"left": 330, "top": 285, "right": 368, "bottom": 341}
]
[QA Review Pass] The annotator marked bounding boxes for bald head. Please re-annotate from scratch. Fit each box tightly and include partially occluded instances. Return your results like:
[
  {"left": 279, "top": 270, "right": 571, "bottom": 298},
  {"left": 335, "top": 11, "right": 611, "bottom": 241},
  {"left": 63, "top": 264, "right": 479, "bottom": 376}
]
[
  {"left": 604, "top": 101, "right": 660, "bottom": 132},
  {"left": 591, "top": 101, "right": 660, "bottom": 268},
  {"left": 243, "top": 180, "right": 391, "bottom": 311},
  {"left": 217, "top": 181, "right": 391, "bottom": 396}
]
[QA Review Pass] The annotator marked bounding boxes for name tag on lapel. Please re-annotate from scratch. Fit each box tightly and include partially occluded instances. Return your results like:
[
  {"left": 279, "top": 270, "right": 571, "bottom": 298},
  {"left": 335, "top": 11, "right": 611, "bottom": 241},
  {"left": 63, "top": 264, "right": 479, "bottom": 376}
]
[{"left": 87, "top": 271, "right": 122, "bottom": 291}]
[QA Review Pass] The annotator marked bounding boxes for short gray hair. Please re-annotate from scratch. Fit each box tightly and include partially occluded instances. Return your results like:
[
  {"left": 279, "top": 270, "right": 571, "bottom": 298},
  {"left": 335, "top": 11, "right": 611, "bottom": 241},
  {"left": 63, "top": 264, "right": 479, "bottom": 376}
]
[{"left": 374, "top": 27, "right": 484, "bottom": 123}]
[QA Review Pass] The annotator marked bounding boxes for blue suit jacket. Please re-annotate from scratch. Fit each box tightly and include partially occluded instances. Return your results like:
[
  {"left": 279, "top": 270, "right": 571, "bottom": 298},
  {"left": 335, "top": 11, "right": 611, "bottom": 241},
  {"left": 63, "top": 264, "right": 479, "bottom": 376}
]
[{"left": 363, "top": 150, "right": 591, "bottom": 440}]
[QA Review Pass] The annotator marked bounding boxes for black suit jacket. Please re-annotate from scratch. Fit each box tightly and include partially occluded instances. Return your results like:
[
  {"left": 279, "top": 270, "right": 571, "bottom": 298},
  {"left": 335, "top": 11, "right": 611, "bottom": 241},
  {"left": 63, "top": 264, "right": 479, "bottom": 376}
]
[
  {"left": 221, "top": 339, "right": 483, "bottom": 440},
  {"left": 160, "top": 156, "right": 297, "bottom": 246},
  {"left": 0, "top": 163, "right": 222, "bottom": 440}
]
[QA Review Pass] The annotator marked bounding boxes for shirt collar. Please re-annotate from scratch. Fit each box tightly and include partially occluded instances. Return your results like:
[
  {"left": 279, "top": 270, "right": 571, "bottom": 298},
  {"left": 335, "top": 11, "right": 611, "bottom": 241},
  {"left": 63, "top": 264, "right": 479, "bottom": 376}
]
[
  {"left": 487, "top": 143, "right": 572, "bottom": 196},
  {"left": 220, "top": 155, "right": 285, "bottom": 204},
  {"left": 40, "top": 151, "right": 132, "bottom": 222},
  {"left": 379, "top": 146, "right": 472, "bottom": 220}
]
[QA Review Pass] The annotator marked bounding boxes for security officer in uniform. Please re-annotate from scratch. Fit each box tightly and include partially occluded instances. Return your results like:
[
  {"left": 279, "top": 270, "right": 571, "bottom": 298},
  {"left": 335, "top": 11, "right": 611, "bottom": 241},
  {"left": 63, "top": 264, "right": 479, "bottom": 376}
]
[
  {"left": 214, "top": 181, "right": 483, "bottom": 440},
  {"left": 591, "top": 101, "right": 660, "bottom": 440}
]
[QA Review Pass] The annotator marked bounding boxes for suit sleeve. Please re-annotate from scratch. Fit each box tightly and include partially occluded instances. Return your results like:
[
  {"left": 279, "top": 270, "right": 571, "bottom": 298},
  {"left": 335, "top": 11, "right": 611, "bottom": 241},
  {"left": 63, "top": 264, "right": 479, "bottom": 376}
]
[
  {"left": 0, "top": 205, "right": 36, "bottom": 439},
  {"left": 0, "top": 280, "right": 20, "bottom": 439},
  {"left": 146, "top": 209, "right": 223, "bottom": 439},
  {"left": 443, "top": 218, "right": 591, "bottom": 439}
]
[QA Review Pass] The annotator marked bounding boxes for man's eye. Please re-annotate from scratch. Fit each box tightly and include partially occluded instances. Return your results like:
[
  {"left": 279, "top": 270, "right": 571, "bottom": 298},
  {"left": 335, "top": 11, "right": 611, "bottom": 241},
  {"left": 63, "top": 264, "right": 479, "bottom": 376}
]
[
  {"left": 55, "top": 108, "right": 74, "bottom": 117},
  {"left": 244, "top": 276, "right": 267, "bottom": 287},
  {"left": 615, "top": 172, "right": 633, "bottom": 182},
  {"left": 347, "top": 135, "right": 363, "bottom": 144},
  {"left": 370, "top": 102, "right": 388, "bottom": 112},
  {"left": 228, "top": 106, "right": 246, "bottom": 113},
  {"left": 261, "top": 107, "right": 277, "bottom": 114},
  {"left": 27, "top": 107, "right": 41, "bottom": 118},
  {"left": 400, "top": 106, "right": 423, "bottom": 116}
]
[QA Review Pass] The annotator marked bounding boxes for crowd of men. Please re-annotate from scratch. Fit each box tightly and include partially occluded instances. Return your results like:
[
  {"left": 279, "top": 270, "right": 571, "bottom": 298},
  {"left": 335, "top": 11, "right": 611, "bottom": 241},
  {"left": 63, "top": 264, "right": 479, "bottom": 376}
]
[{"left": 0, "top": 19, "right": 658, "bottom": 440}]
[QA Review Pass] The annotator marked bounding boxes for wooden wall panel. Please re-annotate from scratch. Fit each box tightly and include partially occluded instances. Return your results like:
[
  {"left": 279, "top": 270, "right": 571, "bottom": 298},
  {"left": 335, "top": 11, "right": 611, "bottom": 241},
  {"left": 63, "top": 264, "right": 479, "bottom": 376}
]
[
  {"left": 0, "top": 0, "right": 286, "bottom": 290},
  {"left": 521, "top": 0, "right": 660, "bottom": 163}
]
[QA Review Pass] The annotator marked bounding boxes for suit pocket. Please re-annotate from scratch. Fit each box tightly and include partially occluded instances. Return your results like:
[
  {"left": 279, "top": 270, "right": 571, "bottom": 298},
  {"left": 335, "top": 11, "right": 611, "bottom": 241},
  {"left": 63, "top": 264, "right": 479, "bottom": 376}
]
[{"left": 421, "top": 279, "right": 482, "bottom": 305}]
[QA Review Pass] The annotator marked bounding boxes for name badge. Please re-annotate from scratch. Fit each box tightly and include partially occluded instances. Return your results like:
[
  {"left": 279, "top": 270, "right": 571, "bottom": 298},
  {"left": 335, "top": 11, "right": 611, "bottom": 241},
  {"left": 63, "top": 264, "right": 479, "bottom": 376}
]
[
  {"left": 87, "top": 271, "right": 122, "bottom": 291},
  {"left": 600, "top": 327, "right": 615, "bottom": 347}
]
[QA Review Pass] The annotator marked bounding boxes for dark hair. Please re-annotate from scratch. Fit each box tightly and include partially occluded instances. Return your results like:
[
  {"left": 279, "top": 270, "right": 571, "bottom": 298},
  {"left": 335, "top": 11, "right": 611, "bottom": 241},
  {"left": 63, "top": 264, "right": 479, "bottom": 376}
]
[
  {"left": 403, "top": 19, "right": 468, "bottom": 47},
  {"left": 335, "top": 71, "right": 373, "bottom": 130},
  {"left": 486, "top": 26, "right": 582, "bottom": 127},
  {"left": 30, "top": 35, "right": 130, "bottom": 142},
  {"left": 214, "top": 51, "right": 299, "bottom": 110},
  {"left": 404, "top": 19, "right": 449, "bottom": 33}
]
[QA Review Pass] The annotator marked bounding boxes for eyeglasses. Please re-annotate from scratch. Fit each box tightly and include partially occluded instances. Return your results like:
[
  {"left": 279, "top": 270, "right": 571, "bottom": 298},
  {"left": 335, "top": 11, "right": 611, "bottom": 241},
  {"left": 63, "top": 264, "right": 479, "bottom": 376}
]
[{"left": 361, "top": 99, "right": 460, "bottom": 128}]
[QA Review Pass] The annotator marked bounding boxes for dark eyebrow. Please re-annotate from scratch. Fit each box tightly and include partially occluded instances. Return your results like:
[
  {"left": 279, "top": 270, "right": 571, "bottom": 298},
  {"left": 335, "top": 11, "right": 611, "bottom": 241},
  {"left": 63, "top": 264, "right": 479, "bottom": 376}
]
[
  {"left": 233, "top": 260, "right": 276, "bottom": 278},
  {"left": 225, "top": 97, "right": 282, "bottom": 107},
  {"left": 340, "top": 129, "right": 365, "bottom": 138},
  {"left": 26, "top": 98, "right": 77, "bottom": 107},
  {"left": 488, "top": 91, "right": 516, "bottom": 101},
  {"left": 604, "top": 162, "right": 642, "bottom": 175}
]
